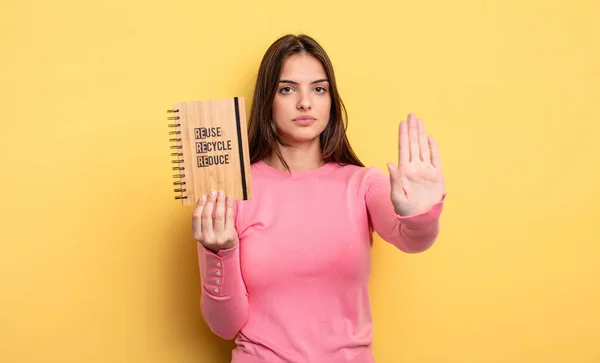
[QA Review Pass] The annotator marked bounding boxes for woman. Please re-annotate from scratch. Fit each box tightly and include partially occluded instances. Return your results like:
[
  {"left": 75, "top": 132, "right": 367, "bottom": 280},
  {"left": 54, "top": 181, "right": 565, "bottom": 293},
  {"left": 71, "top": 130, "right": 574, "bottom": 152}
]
[{"left": 193, "top": 34, "right": 446, "bottom": 363}]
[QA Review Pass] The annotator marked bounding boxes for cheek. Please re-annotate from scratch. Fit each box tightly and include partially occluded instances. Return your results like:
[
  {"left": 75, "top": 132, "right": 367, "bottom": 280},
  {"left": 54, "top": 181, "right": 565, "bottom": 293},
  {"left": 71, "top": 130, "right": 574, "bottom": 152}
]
[
  {"left": 272, "top": 97, "right": 285, "bottom": 121},
  {"left": 272, "top": 96, "right": 294, "bottom": 130},
  {"left": 317, "top": 97, "right": 332, "bottom": 120}
]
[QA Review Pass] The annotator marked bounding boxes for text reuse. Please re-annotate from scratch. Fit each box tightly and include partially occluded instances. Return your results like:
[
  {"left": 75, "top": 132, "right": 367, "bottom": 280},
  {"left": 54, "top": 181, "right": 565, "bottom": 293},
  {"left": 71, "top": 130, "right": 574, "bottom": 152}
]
[{"left": 194, "top": 127, "right": 232, "bottom": 167}]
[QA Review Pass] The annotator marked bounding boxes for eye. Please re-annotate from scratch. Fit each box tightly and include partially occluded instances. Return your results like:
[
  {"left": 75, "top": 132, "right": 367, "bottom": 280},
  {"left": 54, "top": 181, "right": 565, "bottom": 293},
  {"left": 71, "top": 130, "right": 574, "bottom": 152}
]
[
  {"left": 314, "top": 86, "right": 327, "bottom": 93},
  {"left": 279, "top": 86, "right": 293, "bottom": 94}
]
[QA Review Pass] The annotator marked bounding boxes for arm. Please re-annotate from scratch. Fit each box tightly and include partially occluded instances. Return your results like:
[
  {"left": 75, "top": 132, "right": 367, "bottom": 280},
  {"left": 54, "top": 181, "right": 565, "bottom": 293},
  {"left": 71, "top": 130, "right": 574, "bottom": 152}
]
[
  {"left": 369, "top": 113, "right": 446, "bottom": 252},
  {"left": 366, "top": 168, "right": 446, "bottom": 253},
  {"left": 194, "top": 193, "right": 249, "bottom": 340},
  {"left": 197, "top": 242, "right": 249, "bottom": 340}
]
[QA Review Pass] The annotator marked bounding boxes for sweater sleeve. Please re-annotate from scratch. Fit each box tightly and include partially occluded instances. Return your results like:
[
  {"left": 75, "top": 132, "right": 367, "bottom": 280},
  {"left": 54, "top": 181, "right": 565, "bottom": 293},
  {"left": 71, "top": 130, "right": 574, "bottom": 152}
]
[
  {"left": 365, "top": 167, "right": 446, "bottom": 253},
  {"left": 197, "top": 215, "right": 249, "bottom": 339}
]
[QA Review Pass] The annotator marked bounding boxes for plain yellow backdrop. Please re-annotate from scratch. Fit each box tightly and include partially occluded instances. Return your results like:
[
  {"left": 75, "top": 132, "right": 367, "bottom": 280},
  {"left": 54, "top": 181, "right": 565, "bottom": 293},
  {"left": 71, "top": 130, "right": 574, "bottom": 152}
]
[{"left": 1, "top": 0, "right": 599, "bottom": 362}]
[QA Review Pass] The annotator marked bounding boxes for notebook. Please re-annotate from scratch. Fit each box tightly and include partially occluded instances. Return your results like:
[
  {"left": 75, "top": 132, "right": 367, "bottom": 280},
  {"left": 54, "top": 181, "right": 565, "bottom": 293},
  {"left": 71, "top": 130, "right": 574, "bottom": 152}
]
[{"left": 167, "top": 97, "right": 253, "bottom": 205}]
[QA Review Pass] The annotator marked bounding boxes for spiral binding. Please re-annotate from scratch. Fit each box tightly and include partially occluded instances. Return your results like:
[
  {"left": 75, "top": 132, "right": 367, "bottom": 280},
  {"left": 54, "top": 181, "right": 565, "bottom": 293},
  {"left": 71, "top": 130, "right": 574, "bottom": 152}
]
[{"left": 168, "top": 108, "right": 187, "bottom": 200}]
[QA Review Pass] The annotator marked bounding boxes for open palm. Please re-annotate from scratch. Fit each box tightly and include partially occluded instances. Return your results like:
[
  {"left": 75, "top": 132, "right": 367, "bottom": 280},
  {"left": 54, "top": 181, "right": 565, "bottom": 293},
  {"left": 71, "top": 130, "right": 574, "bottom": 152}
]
[{"left": 387, "top": 114, "right": 445, "bottom": 216}]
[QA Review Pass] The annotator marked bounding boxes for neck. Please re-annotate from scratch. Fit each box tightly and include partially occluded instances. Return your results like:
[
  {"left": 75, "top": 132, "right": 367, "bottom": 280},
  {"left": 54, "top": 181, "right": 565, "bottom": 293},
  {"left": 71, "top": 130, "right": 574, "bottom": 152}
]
[{"left": 264, "top": 140, "right": 324, "bottom": 172}]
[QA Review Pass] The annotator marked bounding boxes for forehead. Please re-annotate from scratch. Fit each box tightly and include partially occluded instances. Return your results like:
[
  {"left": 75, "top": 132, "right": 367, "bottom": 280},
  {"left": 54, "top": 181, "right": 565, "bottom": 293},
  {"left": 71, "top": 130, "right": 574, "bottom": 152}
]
[{"left": 279, "top": 53, "right": 327, "bottom": 81}]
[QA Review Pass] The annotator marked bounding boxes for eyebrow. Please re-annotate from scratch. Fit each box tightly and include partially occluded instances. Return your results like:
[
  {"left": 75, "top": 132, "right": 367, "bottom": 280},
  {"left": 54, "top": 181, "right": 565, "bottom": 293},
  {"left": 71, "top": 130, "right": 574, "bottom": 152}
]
[{"left": 279, "top": 78, "right": 329, "bottom": 85}]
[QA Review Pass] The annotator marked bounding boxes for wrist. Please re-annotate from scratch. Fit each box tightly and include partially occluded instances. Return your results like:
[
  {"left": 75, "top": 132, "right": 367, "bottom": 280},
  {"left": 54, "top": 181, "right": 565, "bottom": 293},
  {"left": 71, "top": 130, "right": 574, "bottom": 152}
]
[{"left": 203, "top": 242, "right": 238, "bottom": 254}]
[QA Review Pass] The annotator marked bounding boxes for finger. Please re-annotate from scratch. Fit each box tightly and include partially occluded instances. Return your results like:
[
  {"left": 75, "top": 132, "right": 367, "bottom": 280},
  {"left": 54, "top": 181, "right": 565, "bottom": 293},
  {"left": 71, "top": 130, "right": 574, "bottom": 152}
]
[
  {"left": 429, "top": 135, "right": 442, "bottom": 169},
  {"left": 417, "top": 118, "right": 430, "bottom": 163},
  {"left": 192, "top": 194, "right": 207, "bottom": 241},
  {"left": 398, "top": 120, "right": 409, "bottom": 166},
  {"left": 195, "top": 194, "right": 207, "bottom": 211},
  {"left": 213, "top": 190, "right": 226, "bottom": 232},
  {"left": 225, "top": 195, "right": 235, "bottom": 229},
  {"left": 408, "top": 114, "right": 420, "bottom": 162},
  {"left": 201, "top": 190, "right": 217, "bottom": 238}
]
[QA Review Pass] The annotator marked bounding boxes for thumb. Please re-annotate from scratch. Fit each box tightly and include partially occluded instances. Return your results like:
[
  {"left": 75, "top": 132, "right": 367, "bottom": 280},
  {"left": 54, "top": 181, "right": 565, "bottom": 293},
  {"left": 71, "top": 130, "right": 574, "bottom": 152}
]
[
  {"left": 387, "top": 162, "right": 406, "bottom": 213},
  {"left": 387, "top": 162, "right": 399, "bottom": 188}
]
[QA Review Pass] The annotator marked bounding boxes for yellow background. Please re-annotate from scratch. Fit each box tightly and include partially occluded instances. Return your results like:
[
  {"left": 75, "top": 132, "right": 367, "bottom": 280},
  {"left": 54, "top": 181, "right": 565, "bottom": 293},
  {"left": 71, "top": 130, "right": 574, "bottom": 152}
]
[{"left": 1, "top": 0, "right": 599, "bottom": 362}]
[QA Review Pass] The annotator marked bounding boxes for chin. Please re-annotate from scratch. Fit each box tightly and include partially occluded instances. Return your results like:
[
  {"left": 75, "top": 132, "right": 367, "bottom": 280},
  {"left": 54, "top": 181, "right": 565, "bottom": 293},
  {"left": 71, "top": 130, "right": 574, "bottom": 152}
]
[
  {"left": 279, "top": 131, "right": 322, "bottom": 145},
  {"left": 277, "top": 123, "right": 326, "bottom": 145}
]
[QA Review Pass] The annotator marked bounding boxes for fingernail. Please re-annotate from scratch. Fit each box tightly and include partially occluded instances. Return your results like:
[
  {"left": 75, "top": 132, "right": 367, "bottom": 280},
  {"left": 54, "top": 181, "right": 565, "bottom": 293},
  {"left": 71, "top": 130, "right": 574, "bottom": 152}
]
[
  {"left": 210, "top": 190, "right": 216, "bottom": 198},
  {"left": 201, "top": 194, "right": 207, "bottom": 201}
]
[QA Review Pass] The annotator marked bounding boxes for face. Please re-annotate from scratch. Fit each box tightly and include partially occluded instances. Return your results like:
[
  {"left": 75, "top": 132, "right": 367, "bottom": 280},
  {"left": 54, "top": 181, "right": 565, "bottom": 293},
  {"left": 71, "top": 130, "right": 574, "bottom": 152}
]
[{"left": 272, "top": 53, "right": 331, "bottom": 146}]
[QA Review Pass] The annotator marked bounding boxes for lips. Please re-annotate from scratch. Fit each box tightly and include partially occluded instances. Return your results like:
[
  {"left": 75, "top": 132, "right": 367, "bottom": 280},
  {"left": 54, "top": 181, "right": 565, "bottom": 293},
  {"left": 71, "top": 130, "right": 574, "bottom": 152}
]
[{"left": 293, "top": 116, "right": 316, "bottom": 126}]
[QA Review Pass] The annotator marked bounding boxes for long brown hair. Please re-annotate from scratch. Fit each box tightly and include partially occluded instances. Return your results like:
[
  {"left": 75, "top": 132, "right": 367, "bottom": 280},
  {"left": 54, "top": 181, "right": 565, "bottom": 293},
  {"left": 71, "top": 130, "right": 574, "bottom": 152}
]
[{"left": 247, "top": 34, "right": 364, "bottom": 171}]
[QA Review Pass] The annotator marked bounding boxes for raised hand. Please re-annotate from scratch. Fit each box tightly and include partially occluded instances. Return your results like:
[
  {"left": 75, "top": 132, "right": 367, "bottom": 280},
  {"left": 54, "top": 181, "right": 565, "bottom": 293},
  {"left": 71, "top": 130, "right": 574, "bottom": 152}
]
[
  {"left": 387, "top": 114, "right": 445, "bottom": 217},
  {"left": 193, "top": 190, "right": 238, "bottom": 252}
]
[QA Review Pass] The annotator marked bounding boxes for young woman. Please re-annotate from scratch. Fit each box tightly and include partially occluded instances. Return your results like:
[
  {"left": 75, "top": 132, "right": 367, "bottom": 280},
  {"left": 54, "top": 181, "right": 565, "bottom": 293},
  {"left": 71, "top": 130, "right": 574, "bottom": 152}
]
[{"left": 193, "top": 34, "right": 447, "bottom": 363}]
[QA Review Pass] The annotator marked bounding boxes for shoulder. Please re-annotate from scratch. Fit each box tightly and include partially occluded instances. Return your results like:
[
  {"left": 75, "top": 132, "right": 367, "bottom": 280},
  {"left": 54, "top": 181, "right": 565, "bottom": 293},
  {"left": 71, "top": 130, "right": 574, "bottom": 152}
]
[
  {"left": 329, "top": 163, "right": 391, "bottom": 202},
  {"left": 335, "top": 163, "right": 388, "bottom": 185}
]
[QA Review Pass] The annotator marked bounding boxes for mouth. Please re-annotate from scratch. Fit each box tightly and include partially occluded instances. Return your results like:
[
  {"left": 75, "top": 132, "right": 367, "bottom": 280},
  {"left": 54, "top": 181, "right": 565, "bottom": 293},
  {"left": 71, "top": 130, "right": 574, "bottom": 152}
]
[
  {"left": 293, "top": 116, "right": 316, "bottom": 126},
  {"left": 293, "top": 116, "right": 316, "bottom": 121}
]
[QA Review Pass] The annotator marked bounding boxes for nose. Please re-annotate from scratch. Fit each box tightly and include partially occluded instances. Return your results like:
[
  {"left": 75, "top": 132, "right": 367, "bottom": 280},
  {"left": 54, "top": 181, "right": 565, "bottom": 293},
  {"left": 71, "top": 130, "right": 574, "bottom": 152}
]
[{"left": 296, "top": 89, "right": 312, "bottom": 110}]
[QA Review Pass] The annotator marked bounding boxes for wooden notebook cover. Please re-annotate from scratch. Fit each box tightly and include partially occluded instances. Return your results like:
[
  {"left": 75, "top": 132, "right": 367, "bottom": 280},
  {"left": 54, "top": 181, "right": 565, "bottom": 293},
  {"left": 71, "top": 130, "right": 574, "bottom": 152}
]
[{"left": 168, "top": 97, "right": 253, "bottom": 204}]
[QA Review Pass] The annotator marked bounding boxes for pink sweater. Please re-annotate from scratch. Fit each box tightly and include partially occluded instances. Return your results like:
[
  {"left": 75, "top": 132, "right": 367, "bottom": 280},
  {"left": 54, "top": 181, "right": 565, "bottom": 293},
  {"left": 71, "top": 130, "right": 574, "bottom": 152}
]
[{"left": 197, "top": 160, "right": 446, "bottom": 363}]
